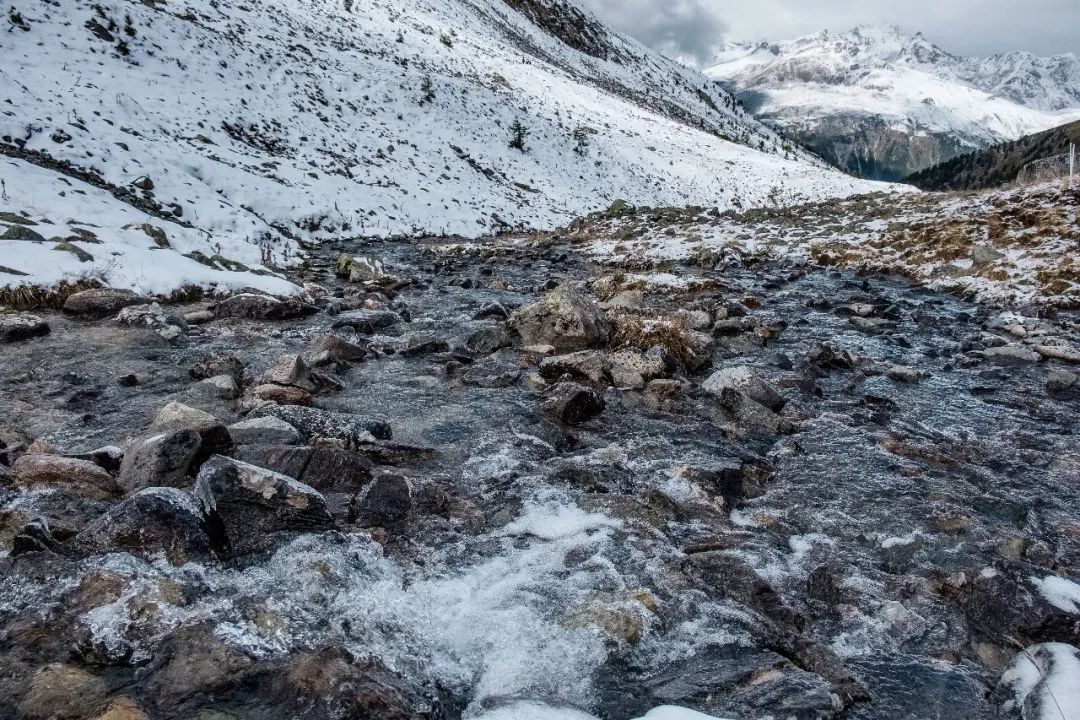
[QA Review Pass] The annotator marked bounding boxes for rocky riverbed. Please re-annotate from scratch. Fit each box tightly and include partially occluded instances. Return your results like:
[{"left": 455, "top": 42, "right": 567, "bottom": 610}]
[{"left": 0, "top": 233, "right": 1078, "bottom": 720}]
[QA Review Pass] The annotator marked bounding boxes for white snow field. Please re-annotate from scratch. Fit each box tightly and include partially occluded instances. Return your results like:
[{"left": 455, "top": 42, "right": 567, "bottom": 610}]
[{"left": 0, "top": 0, "right": 886, "bottom": 297}]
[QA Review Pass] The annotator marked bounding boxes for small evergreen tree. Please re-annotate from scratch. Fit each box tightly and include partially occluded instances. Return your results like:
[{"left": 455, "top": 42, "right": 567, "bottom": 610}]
[
  {"left": 419, "top": 75, "right": 435, "bottom": 105},
  {"left": 572, "top": 126, "right": 591, "bottom": 155},
  {"left": 115, "top": 38, "right": 129, "bottom": 55},
  {"left": 508, "top": 120, "right": 528, "bottom": 152},
  {"left": 123, "top": 13, "right": 135, "bottom": 36}
]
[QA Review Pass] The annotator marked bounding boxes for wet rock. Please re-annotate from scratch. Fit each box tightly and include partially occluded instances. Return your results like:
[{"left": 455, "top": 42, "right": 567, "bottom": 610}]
[
  {"left": 117, "top": 429, "right": 202, "bottom": 494},
  {"left": 149, "top": 402, "right": 231, "bottom": 460},
  {"left": 250, "top": 383, "right": 312, "bottom": 406},
  {"left": 806, "top": 342, "right": 857, "bottom": 370},
  {"left": 10, "top": 517, "right": 66, "bottom": 556},
  {"left": 1035, "top": 344, "right": 1080, "bottom": 364},
  {"left": 310, "top": 334, "right": 367, "bottom": 365},
  {"left": 847, "top": 658, "right": 993, "bottom": 720},
  {"left": 115, "top": 302, "right": 188, "bottom": 341},
  {"left": 885, "top": 364, "right": 924, "bottom": 383},
  {"left": 540, "top": 350, "right": 609, "bottom": 385},
  {"left": 542, "top": 382, "right": 605, "bottom": 425},
  {"left": 958, "top": 566, "right": 1080, "bottom": 648},
  {"left": 193, "top": 455, "right": 335, "bottom": 557},
  {"left": 463, "top": 324, "right": 513, "bottom": 355},
  {"left": 275, "top": 646, "right": 444, "bottom": 719},
  {"left": 17, "top": 663, "right": 108, "bottom": 720},
  {"left": 12, "top": 454, "right": 120, "bottom": 500},
  {"left": 74, "top": 487, "right": 214, "bottom": 566},
  {"left": 643, "top": 378, "right": 685, "bottom": 412},
  {"left": 0, "top": 312, "right": 49, "bottom": 342},
  {"left": 643, "top": 644, "right": 849, "bottom": 720},
  {"left": 250, "top": 405, "right": 392, "bottom": 446},
  {"left": 331, "top": 309, "right": 401, "bottom": 334},
  {"left": 472, "top": 301, "right": 512, "bottom": 320},
  {"left": 63, "top": 288, "right": 149, "bottom": 319},
  {"left": 687, "top": 552, "right": 804, "bottom": 630},
  {"left": 982, "top": 346, "right": 1042, "bottom": 365},
  {"left": 233, "top": 444, "right": 373, "bottom": 493},
  {"left": 183, "top": 309, "right": 215, "bottom": 325},
  {"left": 214, "top": 293, "right": 317, "bottom": 320},
  {"left": 189, "top": 353, "right": 244, "bottom": 384},
  {"left": 508, "top": 284, "right": 611, "bottom": 351},
  {"left": 351, "top": 471, "right": 412, "bottom": 526},
  {"left": 228, "top": 416, "right": 303, "bottom": 446},
  {"left": 146, "top": 622, "right": 253, "bottom": 701},
  {"left": 703, "top": 366, "right": 786, "bottom": 412},
  {"left": 461, "top": 349, "right": 522, "bottom": 388},
  {"left": 401, "top": 336, "right": 450, "bottom": 356}
]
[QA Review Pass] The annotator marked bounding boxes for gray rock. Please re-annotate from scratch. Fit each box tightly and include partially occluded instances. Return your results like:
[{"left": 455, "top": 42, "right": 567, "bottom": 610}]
[
  {"left": 193, "top": 455, "right": 335, "bottom": 556},
  {"left": 1, "top": 224, "right": 46, "bottom": 242},
  {"left": 74, "top": 487, "right": 213, "bottom": 566},
  {"left": 608, "top": 348, "right": 669, "bottom": 389},
  {"left": 1047, "top": 370, "right": 1077, "bottom": 393},
  {"left": 601, "top": 290, "right": 644, "bottom": 312},
  {"left": 115, "top": 302, "right": 188, "bottom": 341},
  {"left": 264, "top": 354, "right": 317, "bottom": 392},
  {"left": 309, "top": 334, "right": 367, "bottom": 365},
  {"left": 214, "top": 293, "right": 317, "bottom": 320},
  {"left": 717, "top": 386, "right": 791, "bottom": 436},
  {"left": 0, "top": 313, "right": 49, "bottom": 342},
  {"left": 540, "top": 350, "right": 610, "bottom": 385},
  {"left": 250, "top": 405, "right": 392, "bottom": 446},
  {"left": 351, "top": 472, "right": 411, "bottom": 526},
  {"left": 63, "top": 288, "right": 149, "bottom": 319},
  {"left": 542, "top": 382, "right": 605, "bottom": 425},
  {"left": 231, "top": 444, "right": 373, "bottom": 493},
  {"left": 334, "top": 254, "right": 398, "bottom": 284},
  {"left": 228, "top": 416, "right": 302, "bottom": 446},
  {"left": 330, "top": 309, "right": 401, "bottom": 334},
  {"left": 1035, "top": 344, "right": 1080, "bottom": 364},
  {"left": 508, "top": 284, "right": 611, "bottom": 351},
  {"left": 463, "top": 325, "right": 513, "bottom": 355},
  {"left": 703, "top": 366, "right": 786, "bottom": 412},
  {"left": 191, "top": 374, "right": 240, "bottom": 400},
  {"left": 982, "top": 346, "right": 1042, "bottom": 365},
  {"left": 149, "top": 402, "right": 231, "bottom": 459},
  {"left": 118, "top": 430, "right": 202, "bottom": 494},
  {"left": 189, "top": 353, "right": 244, "bottom": 384}
]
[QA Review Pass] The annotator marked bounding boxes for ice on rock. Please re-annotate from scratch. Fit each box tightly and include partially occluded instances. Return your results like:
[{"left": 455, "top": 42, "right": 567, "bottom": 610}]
[{"left": 999, "top": 643, "right": 1080, "bottom": 720}]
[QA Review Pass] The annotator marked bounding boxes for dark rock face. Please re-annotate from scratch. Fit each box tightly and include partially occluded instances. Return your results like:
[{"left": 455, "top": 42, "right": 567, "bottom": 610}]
[
  {"left": 350, "top": 472, "right": 412, "bottom": 526},
  {"left": 959, "top": 566, "right": 1080, "bottom": 648},
  {"left": 214, "top": 293, "right": 317, "bottom": 320},
  {"left": 62, "top": 288, "right": 149, "bottom": 319},
  {"left": 193, "top": 455, "right": 335, "bottom": 557},
  {"left": 508, "top": 284, "right": 611, "bottom": 351},
  {"left": 233, "top": 444, "right": 373, "bottom": 493},
  {"left": 0, "top": 313, "right": 50, "bottom": 342},
  {"left": 541, "top": 381, "right": 605, "bottom": 425},
  {"left": 117, "top": 430, "right": 202, "bottom": 494},
  {"left": 74, "top": 487, "right": 214, "bottom": 566},
  {"left": 251, "top": 405, "right": 392, "bottom": 446}
]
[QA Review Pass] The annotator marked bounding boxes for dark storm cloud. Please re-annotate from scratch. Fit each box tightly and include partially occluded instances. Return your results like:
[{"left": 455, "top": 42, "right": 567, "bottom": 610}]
[
  {"left": 579, "top": 0, "right": 728, "bottom": 65},
  {"left": 581, "top": 0, "right": 1080, "bottom": 62}
]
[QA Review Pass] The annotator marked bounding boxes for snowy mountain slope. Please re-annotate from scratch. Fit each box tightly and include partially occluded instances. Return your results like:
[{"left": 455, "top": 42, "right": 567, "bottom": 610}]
[
  {"left": 707, "top": 25, "right": 1080, "bottom": 181},
  {"left": 0, "top": 0, "right": 885, "bottom": 298}
]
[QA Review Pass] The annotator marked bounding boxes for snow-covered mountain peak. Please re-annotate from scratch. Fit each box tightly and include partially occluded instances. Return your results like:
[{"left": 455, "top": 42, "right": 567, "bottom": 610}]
[{"left": 707, "top": 24, "right": 1080, "bottom": 180}]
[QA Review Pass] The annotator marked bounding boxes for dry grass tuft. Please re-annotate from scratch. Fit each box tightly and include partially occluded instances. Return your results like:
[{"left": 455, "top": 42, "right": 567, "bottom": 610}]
[
  {"left": 0, "top": 279, "right": 102, "bottom": 310},
  {"left": 611, "top": 313, "right": 695, "bottom": 365}
]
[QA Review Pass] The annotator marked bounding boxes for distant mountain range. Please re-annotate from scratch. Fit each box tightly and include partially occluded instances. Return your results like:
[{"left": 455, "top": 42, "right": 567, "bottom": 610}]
[{"left": 706, "top": 25, "right": 1080, "bottom": 181}]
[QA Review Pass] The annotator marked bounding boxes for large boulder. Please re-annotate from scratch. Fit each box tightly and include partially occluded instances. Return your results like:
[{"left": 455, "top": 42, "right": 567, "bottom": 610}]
[
  {"left": 115, "top": 303, "right": 188, "bottom": 341},
  {"left": 74, "top": 487, "right": 215, "bottom": 566},
  {"left": 508, "top": 284, "right": 611, "bottom": 351},
  {"left": 250, "top": 405, "right": 391, "bottom": 447},
  {"left": 214, "top": 293, "right": 317, "bottom": 320},
  {"left": 334, "top": 254, "right": 398, "bottom": 284},
  {"left": 232, "top": 444, "right": 373, "bottom": 493},
  {"left": 350, "top": 472, "right": 412, "bottom": 526},
  {"left": 63, "top": 288, "right": 149, "bottom": 319},
  {"left": 117, "top": 430, "right": 202, "bottom": 494},
  {"left": 331, "top": 309, "right": 401, "bottom": 334},
  {"left": 193, "top": 455, "right": 335, "bottom": 556},
  {"left": 539, "top": 350, "right": 609, "bottom": 385},
  {"left": 12, "top": 454, "right": 121, "bottom": 500},
  {"left": 0, "top": 313, "right": 50, "bottom": 342},
  {"left": 148, "top": 402, "right": 231, "bottom": 461},
  {"left": 17, "top": 663, "right": 108, "bottom": 720}
]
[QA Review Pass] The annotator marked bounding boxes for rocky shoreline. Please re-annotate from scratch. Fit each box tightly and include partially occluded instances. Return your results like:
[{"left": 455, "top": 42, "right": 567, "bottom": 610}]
[{"left": 1, "top": 233, "right": 1078, "bottom": 720}]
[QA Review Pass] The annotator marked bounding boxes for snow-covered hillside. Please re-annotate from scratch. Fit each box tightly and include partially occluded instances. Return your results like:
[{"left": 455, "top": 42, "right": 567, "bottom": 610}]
[
  {"left": 0, "top": 0, "right": 884, "bottom": 298},
  {"left": 707, "top": 25, "right": 1080, "bottom": 180}
]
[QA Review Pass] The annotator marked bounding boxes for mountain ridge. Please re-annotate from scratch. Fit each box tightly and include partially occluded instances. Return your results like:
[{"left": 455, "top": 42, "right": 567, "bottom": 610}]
[{"left": 707, "top": 24, "right": 1080, "bottom": 180}]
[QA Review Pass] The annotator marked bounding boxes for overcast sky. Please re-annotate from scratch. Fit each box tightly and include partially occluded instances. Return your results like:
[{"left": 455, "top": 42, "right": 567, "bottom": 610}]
[{"left": 579, "top": 0, "right": 1080, "bottom": 66}]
